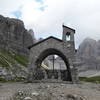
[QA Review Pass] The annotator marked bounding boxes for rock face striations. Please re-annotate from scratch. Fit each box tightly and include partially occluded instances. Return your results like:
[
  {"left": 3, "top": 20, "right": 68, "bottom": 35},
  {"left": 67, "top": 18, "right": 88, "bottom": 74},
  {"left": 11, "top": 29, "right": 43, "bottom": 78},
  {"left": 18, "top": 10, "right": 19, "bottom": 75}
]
[
  {"left": 76, "top": 38, "right": 100, "bottom": 71},
  {"left": 0, "top": 15, "right": 34, "bottom": 56}
]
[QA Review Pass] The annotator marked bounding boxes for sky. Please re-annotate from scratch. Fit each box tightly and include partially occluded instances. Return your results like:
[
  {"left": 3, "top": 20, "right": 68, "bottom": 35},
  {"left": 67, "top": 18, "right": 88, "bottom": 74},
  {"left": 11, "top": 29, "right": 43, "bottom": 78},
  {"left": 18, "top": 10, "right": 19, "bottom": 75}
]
[{"left": 0, "top": 0, "right": 100, "bottom": 48}]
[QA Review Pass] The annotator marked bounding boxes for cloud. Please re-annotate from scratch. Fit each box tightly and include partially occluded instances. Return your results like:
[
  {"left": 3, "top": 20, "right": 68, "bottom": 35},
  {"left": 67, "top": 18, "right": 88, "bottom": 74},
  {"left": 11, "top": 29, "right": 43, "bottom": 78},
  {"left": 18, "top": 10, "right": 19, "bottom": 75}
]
[
  {"left": 11, "top": 7, "right": 22, "bottom": 19},
  {"left": 35, "top": 0, "right": 44, "bottom": 4},
  {"left": 37, "top": 5, "right": 48, "bottom": 11},
  {"left": 0, "top": 0, "right": 100, "bottom": 48}
]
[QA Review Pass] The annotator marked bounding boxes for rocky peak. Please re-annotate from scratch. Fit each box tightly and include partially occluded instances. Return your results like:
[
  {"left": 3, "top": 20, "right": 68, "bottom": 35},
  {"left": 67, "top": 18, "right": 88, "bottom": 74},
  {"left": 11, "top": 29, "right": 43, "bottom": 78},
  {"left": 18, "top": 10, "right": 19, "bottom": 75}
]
[
  {"left": 28, "top": 29, "right": 36, "bottom": 43},
  {"left": 0, "top": 15, "right": 34, "bottom": 56},
  {"left": 76, "top": 37, "right": 100, "bottom": 70},
  {"left": 77, "top": 38, "right": 97, "bottom": 59}
]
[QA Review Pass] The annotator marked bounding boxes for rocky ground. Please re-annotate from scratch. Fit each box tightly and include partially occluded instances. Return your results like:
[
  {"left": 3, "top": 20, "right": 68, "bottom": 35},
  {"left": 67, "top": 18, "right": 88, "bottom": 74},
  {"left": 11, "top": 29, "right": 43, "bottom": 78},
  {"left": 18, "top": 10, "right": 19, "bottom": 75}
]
[{"left": 0, "top": 82, "right": 100, "bottom": 100}]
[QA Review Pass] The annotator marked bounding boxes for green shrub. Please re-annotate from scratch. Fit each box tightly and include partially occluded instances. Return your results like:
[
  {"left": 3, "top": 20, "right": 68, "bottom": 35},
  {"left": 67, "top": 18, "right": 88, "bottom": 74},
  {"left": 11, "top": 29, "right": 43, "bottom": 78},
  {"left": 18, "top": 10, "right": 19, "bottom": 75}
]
[
  {"left": 79, "top": 76, "right": 100, "bottom": 83},
  {"left": 0, "top": 76, "right": 26, "bottom": 82},
  {"left": 0, "top": 77, "right": 7, "bottom": 82}
]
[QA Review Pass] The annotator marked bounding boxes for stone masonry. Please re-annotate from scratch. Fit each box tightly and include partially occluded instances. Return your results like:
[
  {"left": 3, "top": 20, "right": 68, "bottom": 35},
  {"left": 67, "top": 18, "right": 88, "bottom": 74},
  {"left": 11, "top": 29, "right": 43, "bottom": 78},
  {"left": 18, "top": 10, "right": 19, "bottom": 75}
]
[{"left": 28, "top": 25, "right": 78, "bottom": 83}]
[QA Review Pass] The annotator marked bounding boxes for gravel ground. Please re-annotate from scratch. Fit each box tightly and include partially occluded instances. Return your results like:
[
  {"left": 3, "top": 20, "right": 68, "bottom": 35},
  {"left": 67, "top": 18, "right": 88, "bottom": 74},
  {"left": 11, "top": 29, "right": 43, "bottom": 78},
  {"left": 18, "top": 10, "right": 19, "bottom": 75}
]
[{"left": 0, "top": 82, "right": 100, "bottom": 100}]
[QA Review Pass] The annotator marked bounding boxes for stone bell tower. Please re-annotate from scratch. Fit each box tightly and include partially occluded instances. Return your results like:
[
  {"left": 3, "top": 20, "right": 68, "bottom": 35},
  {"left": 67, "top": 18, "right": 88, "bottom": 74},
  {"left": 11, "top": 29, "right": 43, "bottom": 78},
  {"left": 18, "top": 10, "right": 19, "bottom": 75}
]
[
  {"left": 62, "top": 25, "right": 75, "bottom": 42},
  {"left": 62, "top": 25, "right": 76, "bottom": 54},
  {"left": 62, "top": 25, "right": 78, "bottom": 83}
]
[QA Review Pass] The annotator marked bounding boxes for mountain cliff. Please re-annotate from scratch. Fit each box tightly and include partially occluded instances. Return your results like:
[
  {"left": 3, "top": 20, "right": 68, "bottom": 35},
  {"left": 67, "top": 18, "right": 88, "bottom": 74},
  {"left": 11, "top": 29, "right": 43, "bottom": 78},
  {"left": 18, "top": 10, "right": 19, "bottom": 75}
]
[
  {"left": 76, "top": 38, "right": 100, "bottom": 71},
  {"left": 0, "top": 15, "right": 35, "bottom": 81},
  {"left": 0, "top": 15, "right": 34, "bottom": 56}
]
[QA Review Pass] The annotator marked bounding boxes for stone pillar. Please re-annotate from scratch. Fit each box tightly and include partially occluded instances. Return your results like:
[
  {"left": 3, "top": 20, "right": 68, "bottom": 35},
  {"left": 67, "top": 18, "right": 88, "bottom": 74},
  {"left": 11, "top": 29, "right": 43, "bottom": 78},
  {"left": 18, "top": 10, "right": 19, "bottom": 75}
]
[
  {"left": 27, "top": 67, "right": 34, "bottom": 82},
  {"left": 71, "top": 65, "right": 79, "bottom": 83},
  {"left": 27, "top": 59, "right": 37, "bottom": 82}
]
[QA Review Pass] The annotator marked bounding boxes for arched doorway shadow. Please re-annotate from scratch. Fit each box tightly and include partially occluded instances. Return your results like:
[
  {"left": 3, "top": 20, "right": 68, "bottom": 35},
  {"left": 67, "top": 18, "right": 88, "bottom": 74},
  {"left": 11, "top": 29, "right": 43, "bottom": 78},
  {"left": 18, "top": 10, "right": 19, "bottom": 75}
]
[{"left": 35, "top": 48, "right": 72, "bottom": 81}]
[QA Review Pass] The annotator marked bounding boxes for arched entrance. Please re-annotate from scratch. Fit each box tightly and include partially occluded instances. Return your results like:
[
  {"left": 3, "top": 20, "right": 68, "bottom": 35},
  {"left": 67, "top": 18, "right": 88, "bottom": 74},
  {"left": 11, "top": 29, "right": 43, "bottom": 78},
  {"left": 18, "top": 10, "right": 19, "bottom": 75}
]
[
  {"left": 35, "top": 48, "right": 72, "bottom": 81},
  {"left": 28, "top": 36, "right": 77, "bottom": 82}
]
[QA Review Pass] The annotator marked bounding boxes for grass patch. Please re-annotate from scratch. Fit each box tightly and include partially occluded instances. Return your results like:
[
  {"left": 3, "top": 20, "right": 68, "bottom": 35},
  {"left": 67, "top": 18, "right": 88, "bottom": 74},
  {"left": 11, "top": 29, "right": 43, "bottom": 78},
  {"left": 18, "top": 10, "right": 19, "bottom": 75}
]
[
  {"left": 79, "top": 76, "right": 100, "bottom": 83},
  {"left": 0, "top": 50, "right": 28, "bottom": 82},
  {"left": 13, "top": 52, "right": 29, "bottom": 67},
  {"left": 0, "top": 77, "right": 7, "bottom": 82},
  {"left": 0, "top": 76, "right": 26, "bottom": 83},
  {"left": 0, "top": 50, "right": 29, "bottom": 68}
]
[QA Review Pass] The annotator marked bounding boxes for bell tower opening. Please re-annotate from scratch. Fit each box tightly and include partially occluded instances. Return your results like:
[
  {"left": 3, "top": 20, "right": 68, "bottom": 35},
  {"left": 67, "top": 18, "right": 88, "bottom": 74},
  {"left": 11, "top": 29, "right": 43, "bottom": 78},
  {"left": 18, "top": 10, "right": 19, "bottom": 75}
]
[{"left": 62, "top": 25, "right": 75, "bottom": 42}]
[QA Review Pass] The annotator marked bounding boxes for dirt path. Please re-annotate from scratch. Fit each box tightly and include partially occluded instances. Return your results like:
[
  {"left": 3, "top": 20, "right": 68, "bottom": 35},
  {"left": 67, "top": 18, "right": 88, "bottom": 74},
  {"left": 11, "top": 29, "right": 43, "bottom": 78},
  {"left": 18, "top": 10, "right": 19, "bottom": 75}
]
[{"left": 0, "top": 82, "right": 100, "bottom": 100}]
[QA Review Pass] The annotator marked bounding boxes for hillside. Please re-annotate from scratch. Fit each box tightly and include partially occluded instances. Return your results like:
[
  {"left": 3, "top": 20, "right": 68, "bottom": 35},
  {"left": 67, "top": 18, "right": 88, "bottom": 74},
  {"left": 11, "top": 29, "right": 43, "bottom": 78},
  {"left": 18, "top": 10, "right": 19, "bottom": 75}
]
[
  {"left": 0, "top": 50, "right": 29, "bottom": 81},
  {"left": 0, "top": 15, "right": 35, "bottom": 81},
  {"left": 0, "top": 50, "right": 28, "bottom": 68}
]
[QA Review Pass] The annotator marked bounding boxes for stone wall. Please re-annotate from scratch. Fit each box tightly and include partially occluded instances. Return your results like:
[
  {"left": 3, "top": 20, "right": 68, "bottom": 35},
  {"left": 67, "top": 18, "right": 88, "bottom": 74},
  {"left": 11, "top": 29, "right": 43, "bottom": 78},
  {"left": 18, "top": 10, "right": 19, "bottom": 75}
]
[{"left": 28, "top": 37, "right": 77, "bottom": 82}]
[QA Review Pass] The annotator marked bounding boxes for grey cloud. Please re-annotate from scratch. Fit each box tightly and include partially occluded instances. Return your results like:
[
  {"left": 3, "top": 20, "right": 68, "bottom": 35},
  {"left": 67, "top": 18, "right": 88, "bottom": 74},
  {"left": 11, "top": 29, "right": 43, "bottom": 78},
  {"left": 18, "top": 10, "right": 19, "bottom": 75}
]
[{"left": 0, "top": 0, "right": 100, "bottom": 48}]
